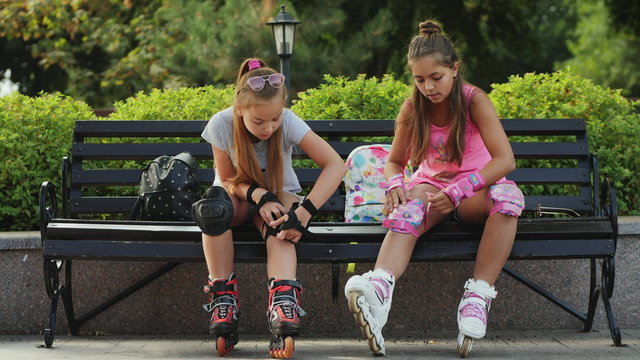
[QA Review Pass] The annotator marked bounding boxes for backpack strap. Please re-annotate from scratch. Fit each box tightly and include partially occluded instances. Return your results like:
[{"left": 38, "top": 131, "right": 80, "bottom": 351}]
[{"left": 128, "top": 197, "right": 143, "bottom": 220}]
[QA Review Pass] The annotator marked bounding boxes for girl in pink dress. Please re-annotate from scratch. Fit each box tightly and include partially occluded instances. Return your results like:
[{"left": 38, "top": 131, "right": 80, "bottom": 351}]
[{"left": 344, "top": 20, "right": 524, "bottom": 357}]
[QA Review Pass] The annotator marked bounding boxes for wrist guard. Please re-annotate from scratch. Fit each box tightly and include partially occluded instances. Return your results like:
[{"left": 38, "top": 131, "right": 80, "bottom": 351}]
[
  {"left": 442, "top": 172, "right": 486, "bottom": 208},
  {"left": 249, "top": 191, "right": 282, "bottom": 215},
  {"left": 300, "top": 198, "right": 318, "bottom": 217},
  {"left": 279, "top": 202, "right": 316, "bottom": 243},
  {"left": 382, "top": 173, "right": 405, "bottom": 196}
]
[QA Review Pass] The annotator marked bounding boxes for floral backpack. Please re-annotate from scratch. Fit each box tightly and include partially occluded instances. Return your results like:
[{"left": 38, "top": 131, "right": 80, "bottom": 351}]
[{"left": 344, "top": 144, "right": 413, "bottom": 223}]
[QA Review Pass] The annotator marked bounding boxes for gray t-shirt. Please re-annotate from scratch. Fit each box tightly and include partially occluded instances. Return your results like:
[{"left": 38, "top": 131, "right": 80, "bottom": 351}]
[{"left": 201, "top": 107, "right": 311, "bottom": 193}]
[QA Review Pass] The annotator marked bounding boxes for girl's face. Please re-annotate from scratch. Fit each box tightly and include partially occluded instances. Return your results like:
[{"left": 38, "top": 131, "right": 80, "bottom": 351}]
[
  {"left": 237, "top": 99, "right": 284, "bottom": 141},
  {"left": 409, "top": 55, "right": 459, "bottom": 104}
]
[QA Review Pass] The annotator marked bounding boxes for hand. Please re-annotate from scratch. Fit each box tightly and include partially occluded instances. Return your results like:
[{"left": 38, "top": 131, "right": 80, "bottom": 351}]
[
  {"left": 259, "top": 201, "right": 287, "bottom": 225},
  {"left": 270, "top": 207, "right": 312, "bottom": 243},
  {"left": 383, "top": 187, "right": 407, "bottom": 215},
  {"left": 427, "top": 191, "right": 455, "bottom": 214}
]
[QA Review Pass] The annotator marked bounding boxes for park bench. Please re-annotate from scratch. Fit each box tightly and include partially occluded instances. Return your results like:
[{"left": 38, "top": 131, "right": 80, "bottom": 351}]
[{"left": 39, "top": 118, "right": 621, "bottom": 348}]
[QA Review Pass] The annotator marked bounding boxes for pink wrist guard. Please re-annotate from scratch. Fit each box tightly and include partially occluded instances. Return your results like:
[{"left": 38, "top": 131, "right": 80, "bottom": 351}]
[
  {"left": 442, "top": 172, "right": 486, "bottom": 207},
  {"left": 382, "top": 173, "right": 405, "bottom": 195}
]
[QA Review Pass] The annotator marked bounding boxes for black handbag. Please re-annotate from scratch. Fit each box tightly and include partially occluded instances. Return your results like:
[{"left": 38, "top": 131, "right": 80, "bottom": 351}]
[{"left": 129, "top": 152, "right": 201, "bottom": 221}]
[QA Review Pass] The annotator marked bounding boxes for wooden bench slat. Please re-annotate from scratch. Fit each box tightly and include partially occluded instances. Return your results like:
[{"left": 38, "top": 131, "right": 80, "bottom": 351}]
[
  {"left": 70, "top": 167, "right": 591, "bottom": 187},
  {"left": 68, "top": 194, "right": 593, "bottom": 214},
  {"left": 73, "top": 119, "right": 588, "bottom": 137},
  {"left": 47, "top": 217, "right": 612, "bottom": 243},
  {"left": 71, "top": 142, "right": 589, "bottom": 161},
  {"left": 42, "top": 236, "right": 614, "bottom": 263}
]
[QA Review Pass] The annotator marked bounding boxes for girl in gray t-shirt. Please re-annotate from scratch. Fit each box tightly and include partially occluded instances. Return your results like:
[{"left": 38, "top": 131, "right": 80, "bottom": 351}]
[{"left": 194, "top": 58, "right": 346, "bottom": 357}]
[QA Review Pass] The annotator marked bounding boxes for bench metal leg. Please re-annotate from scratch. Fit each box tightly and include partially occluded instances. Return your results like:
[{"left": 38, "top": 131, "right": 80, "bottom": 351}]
[
  {"left": 43, "top": 258, "right": 67, "bottom": 347},
  {"left": 42, "top": 259, "right": 180, "bottom": 347},
  {"left": 332, "top": 263, "right": 339, "bottom": 303},
  {"left": 502, "top": 259, "right": 623, "bottom": 347},
  {"left": 72, "top": 262, "right": 181, "bottom": 328},
  {"left": 588, "top": 258, "right": 623, "bottom": 346}
]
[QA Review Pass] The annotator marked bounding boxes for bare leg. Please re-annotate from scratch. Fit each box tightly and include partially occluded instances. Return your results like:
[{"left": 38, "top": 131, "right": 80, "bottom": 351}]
[
  {"left": 374, "top": 183, "right": 450, "bottom": 279},
  {"left": 456, "top": 188, "right": 517, "bottom": 285},
  {"left": 202, "top": 191, "right": 251, "bottom": 279},
  {"left": 474, "top": 213, "right": 516, "bottom": 284},
  {"left": 260, "top": 192, "right": 300, "bottom": 279}
]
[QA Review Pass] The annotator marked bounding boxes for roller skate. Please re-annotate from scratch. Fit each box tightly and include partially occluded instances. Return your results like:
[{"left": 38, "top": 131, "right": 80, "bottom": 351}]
[
  {"left": 456, "top": 278, "right": 497, "bottom": 358},
  {"left": 344, "top": 268, "right": 395, "bottom": 356},
  {"left": 203, "top": 273, "right": 240, "bottom": 357},
  {"left": 267, "top": 278, "right": 306, "bottom": 359}
]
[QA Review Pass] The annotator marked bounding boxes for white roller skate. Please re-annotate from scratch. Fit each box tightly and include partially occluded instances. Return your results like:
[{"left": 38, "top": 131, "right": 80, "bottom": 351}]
[
  {"left": 344, "top": 269, "right": 395, "bottom": 356},
  {"left": 456, "top": 278, "right": 497, "bottom": 358}
]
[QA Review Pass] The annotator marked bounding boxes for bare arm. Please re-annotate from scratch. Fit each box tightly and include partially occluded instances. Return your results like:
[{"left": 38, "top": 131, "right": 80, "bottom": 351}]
[
  {"left": 270, "top": 130, "right": 347, "bottom": 241},
  {"left": 468, "top": 91, "right": 515, "bottom": 184},
  {"left": 429, "top": 90, "right": 516, "bottom": 214},
  {"left": 384, "top": 102, "right": 413, "bottom": 209},
  {"left": 212, "top": 144, "right": 286, "bottom": 222}
]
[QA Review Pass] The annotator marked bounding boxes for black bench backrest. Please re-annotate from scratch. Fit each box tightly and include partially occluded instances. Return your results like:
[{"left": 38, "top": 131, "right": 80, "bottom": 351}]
[{"left": 64, "top": 119, "right": 596, "bottom": 219}]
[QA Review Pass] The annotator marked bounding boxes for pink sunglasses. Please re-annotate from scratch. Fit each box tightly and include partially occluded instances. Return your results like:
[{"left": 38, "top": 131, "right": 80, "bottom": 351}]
[{"left": 246, "top": 73, "right": 285, "bottom": 91}]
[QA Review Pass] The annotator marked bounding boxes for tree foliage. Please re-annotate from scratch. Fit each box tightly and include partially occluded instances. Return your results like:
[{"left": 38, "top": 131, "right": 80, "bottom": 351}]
[
  {"left": 1, "top": 0, "right": 585, "bottom": 107},
  {"left": 490, "top": 69, "right": 640, "bottom": 214},
  {"left": 559, "top": 0, "right": 640, "bottom": 96}
]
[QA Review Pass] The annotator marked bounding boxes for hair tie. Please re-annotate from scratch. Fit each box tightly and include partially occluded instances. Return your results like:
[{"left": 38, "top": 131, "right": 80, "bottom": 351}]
[{"left": 248, "top": 59, "right": 261, "bottom": 71}]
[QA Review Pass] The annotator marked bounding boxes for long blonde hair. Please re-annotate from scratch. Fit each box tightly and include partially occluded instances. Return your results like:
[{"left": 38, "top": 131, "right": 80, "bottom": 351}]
[
  {"left": 228, "top": 58, "right": 288, "bottom": 198},
  {"left": 406, "top": 20, "right": 467, "bottom": 166}
]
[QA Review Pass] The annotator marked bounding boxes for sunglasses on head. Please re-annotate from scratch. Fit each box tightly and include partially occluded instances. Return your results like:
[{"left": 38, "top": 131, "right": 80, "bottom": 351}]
[{"left": 246, "top": 73, "right": 285, "bottom": 91}]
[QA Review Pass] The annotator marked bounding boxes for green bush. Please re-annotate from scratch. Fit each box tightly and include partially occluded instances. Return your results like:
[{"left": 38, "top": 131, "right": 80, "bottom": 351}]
[
  {"left": 489, "top": 68, "right": 640, "bottom": 214},
  {"left": 0, "top": 92, "right": 94, "bottom": 230},
  {"left": 92, "top": 86, "right": 236, "bottom": 199},
  {"left": 291, "top": 74, "right": 410, "bottom": 120},
  {"left": 109, "top": 85, "right": 235, "bottom": 120}
]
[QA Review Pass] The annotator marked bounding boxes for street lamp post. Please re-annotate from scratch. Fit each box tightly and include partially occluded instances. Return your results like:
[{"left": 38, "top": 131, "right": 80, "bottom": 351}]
[{"left": 266, "top": 5, "right": 300, "bottom": 89}]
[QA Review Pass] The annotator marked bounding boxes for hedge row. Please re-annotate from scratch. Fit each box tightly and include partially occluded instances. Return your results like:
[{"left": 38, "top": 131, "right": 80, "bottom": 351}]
[{"left": 0, "top": 69, "right": 637, "bottom": 230}]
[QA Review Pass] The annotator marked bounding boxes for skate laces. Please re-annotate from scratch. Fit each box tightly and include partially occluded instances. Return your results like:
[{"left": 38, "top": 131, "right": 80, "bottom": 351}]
[
  {"left": 269, "top": 281, "right": 307, "bottom": 318},
  {"left": 460, "top": 292, "right": 489, "bottom": 324}
]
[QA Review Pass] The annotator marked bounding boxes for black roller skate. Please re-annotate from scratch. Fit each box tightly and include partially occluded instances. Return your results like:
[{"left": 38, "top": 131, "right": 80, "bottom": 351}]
[
  {"left": 267, "top": 278, "right": 306, "bottom": 359},
  {"left": 203, "top": 272, "right": 240, "bottom": 357}
]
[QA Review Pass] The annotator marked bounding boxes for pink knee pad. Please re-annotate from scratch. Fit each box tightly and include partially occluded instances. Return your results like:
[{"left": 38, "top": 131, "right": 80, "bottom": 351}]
[
  {"left": 382, "top": 198, "right": 425, "bottom": 237},
  {"left": 488, "top": 181, "right": 525, "bottom": 217}
]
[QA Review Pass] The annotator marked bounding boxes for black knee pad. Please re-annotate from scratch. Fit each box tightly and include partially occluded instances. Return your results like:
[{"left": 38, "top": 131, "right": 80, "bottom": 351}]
[{"left": 192, "top": 186, "right": 234, "bottom": 236}]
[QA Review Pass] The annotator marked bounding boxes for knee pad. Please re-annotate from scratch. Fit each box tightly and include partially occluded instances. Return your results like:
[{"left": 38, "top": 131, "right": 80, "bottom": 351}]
[
  {"left": 191, "top": 186, "right": 234, "bottom": 236},
  {"left": 382, "top": 198, "right": 425, "bottom": 237},
  {"left": 488, "top": 181, "right": 525, "bottom": 217}
]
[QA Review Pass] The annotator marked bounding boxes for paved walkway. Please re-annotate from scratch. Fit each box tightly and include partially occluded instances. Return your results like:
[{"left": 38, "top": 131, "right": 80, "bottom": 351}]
[{"left": 1, "top": 329, "right": 638, "bottom": 359}]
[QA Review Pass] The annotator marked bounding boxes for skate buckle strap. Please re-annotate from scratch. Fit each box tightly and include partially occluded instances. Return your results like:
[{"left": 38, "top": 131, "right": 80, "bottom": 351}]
[
  {"left": 270, "top": 279, "right": 306, "bottom": 317},
  {"left": 464, "top": 279, "right": 497, "bottom": 299},
  {"left": 381, "top": 198, "right": 425, "bottom": 237},
  {"left": 273, "top": 299, "right": 307, "bottom": 317},
  {"left": 381, "top": 219, "right": 420, "bottom": 237},
  {"left": 203, "top": 294, "right": 238, "bottom": 313},
  {"left": 205, "top": 281, "right": 237, "bottom": 294}
]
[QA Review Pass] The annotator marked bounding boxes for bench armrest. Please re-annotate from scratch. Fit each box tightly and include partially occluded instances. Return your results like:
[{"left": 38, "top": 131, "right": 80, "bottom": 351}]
[{"left": 39, "top": 181, "right": 58, "bottom": 241}]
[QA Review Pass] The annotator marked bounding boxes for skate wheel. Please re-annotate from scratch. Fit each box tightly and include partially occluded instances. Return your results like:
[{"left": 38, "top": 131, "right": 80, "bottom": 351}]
[
  {"left": 216, "top": 336, "right": 234, "bottom": 357},
  {"left": 269, "top": 336, "right": 294, "bottom": 359},
  {"left": 347, "top": 292, "right": 361, "bottom": 314},
  {"left": 367, "top": 335, "right": 383, "bottom": 356},
  {"left": 458, "top": 336, "right": 473, "bottom": 358}
]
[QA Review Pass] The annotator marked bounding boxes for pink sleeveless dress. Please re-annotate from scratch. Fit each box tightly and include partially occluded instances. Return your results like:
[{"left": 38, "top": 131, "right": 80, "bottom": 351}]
[{"left": 406, "top": 84, "right": 505, "bottom": 190}]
